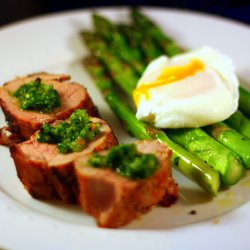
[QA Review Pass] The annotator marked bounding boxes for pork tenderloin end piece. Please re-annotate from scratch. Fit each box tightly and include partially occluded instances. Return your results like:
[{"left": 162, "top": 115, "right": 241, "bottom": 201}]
[
  {"left": 0, "top": 72, "right": 98, "bottom": 139},
  {"left": 75, "top": 140, "right": 178, "bottom": 228},
  {"left": 10, "top": 117, "right": 118, "bottom": 203}
]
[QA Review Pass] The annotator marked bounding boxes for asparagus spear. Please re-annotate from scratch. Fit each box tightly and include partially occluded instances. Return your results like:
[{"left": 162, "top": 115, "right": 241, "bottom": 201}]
[
  {"left": 118, "top": 24, "right": 162, "bottom": 63},
  {"left": 131, "top": 8, "right": 181, "bottom": 57},
  {"left": 92, "top": 13, "right": 145, "bottom": 75},
  {"left": 117, "top": 24, "right": 142, "bottom": 51},
  {"left": 156, "top": 132, "right": 220, "bottom": 195},
  {"left": 167, "top": 128, "right": 244, "bottom": 185},
  {"left": 239, "top": 86, "right": 250, "bottom": 117},
  {"left": 83, "top": 55, "right": 150, "bottom": 140},
  {"left": 83, "top": 56, "right": 112, "bottom": 91},
  {"left": 204, "top": 122, "right": 250, "bottom": 168},
  {"left": 225, "top": 111, "right": 250, "bottom": 139},
  {"left": 84, "top": 54, "right": 220, "bottom": 195},
  {"left": 81, "top": 31, "right": 137, "bottom": 96}
]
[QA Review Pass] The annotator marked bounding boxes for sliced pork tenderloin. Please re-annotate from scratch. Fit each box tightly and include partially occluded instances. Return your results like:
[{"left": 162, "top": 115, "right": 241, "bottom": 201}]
[
  {"left": 75, "top": 140, "right": 178, "bottom": 228},
  {"left": 0, "top": 72, "right": 98, "bottom": 140}
]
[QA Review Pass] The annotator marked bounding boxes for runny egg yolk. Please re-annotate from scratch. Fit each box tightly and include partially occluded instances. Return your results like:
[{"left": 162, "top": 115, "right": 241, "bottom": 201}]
[{"left": 133, "top": 59, "right": 204, "bottom": 107}]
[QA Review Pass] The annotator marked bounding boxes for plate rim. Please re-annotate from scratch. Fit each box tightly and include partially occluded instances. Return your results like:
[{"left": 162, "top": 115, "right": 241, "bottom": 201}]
[
  {"left": 0, "top": 6, "right": 250, "bottom": 250},
  {"left": 1, "top": 5, "right": 249, "bottom": 31}
]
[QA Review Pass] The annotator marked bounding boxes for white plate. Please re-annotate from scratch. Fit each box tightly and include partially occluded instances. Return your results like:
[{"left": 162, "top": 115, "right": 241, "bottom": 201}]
[{"left": 0, "top": 7, "right": 250, "bottom": 250}]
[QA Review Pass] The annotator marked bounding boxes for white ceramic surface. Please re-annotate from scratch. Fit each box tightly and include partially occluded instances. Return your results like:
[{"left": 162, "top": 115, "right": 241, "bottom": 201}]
[{"left": 0, "top": 7, "right": 250, "bottom": 250}]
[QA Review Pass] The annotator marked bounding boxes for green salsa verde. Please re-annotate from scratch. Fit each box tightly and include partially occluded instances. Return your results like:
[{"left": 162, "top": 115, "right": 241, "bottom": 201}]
[
  {"left": 13, "top": 78, "right": 61, "bottom": 113},
  {"left": 89, "top": 144, "right": 159, "bottom": 179},
  {"left": 36, "top": 109, "right": 100, "bottom": 154}
]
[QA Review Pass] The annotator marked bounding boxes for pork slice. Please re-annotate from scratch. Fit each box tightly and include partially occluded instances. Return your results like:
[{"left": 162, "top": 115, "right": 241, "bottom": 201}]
[
  {"left": 10, "top": 117, "right": 118, "bottom": 203},
  {"left": 75, "top": 140, "right": 178, "bottom": 228},
  {"left": 0, "top": 72, "right": 98, "bottom": 139}
]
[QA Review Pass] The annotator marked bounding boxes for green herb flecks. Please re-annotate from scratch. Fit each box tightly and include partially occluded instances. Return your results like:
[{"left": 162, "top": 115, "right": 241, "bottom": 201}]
[
  {"left": 13, "top": 78, "right": 61, "bottom": 113},
  {"left": 37, "top": 109, "right": 100, "bottom": 154},
  {"left": 89, "top": 144, "right": 159, "bottom": 179}
]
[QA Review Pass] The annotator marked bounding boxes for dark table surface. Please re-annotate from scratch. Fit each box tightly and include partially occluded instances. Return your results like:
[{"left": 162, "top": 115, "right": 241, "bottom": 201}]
[{"left": 0, "top": 0, "right": 250, "bottom": 27}]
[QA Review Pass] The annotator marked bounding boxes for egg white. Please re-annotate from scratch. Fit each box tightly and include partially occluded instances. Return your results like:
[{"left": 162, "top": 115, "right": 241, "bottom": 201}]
[{"left": 135, "top": 47, "right": 239, "bottom": 128}]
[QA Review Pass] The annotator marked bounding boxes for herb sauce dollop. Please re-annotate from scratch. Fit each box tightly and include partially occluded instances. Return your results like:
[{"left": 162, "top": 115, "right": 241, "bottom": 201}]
[
  {"left": 36, "top": 109, "right": 100, "bottom": 154},
  {"left": 13, "top": 78, "right": 60, "bottom": 113},
  {"left": 89, "top": 144, "right": 159, "bottom": 179}
]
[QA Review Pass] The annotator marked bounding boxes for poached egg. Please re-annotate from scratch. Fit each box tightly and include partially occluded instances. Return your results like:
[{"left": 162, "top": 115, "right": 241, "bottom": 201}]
[{"left": 133, "top": 47, "right": 239, "bottom": 128}]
